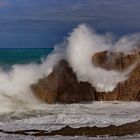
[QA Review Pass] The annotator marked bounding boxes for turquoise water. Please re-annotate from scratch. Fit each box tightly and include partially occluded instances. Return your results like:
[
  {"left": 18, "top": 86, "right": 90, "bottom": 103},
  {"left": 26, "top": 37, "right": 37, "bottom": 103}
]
[{"left": 0, "top": 48, "right": 53, "bottom": 66}]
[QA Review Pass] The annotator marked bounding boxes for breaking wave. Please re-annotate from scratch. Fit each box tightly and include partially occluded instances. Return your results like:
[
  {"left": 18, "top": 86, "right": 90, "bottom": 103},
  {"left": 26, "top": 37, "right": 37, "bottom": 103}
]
[{"left": 0, "top": 24, "right": 140, "bottom": 112}]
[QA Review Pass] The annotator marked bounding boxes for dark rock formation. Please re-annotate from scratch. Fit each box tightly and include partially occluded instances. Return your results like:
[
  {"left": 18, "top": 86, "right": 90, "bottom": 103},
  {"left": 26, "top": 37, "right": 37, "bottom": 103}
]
[
  {"left": 3, "top": 120, "right": 140, "bottom": 137},
  {"left": 92, "top": 50, "right": 139, "bottom": 71},
  {"left": 31, "top": 50, "right": 140, "bottom": 103},
  {"left": 31, "top": 60, "right": 96, "bottom": 103},
  {"left": 92, "top": 51, "right": 140, "bottom": 101},
  {"left": 46, "top": 120, "right": 140, "bottom": 137}
]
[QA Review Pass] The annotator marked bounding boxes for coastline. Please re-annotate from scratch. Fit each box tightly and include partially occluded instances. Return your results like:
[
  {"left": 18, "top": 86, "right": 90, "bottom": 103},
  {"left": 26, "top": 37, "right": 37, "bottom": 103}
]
[{"left": 1, "top": 120, "right": 140, "bottom": 137}]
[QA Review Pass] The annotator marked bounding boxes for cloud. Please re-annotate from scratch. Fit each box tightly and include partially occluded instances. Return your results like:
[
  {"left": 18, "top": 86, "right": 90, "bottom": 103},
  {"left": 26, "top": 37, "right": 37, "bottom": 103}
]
[{"left": 0, "top": 0, "right": 10, "bottom": 7}]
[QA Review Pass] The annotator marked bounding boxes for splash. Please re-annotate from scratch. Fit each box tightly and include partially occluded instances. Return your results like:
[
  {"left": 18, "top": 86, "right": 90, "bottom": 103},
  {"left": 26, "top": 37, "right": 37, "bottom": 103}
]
[
  {"left": 66, "top": 24, "right": 139, "bottom": 92},
  {"left": 0, "top": 46, "right": 64, "bottom": 112},
  {"left": 0, "top": 24, "right": 139, "bottom": 112}
]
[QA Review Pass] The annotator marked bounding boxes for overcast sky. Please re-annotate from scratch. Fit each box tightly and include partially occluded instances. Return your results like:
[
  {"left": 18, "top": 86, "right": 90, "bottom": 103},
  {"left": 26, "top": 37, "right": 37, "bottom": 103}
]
[
  {"left": 0, "top": 0, "right": 84, "bottom": 20},
  {"left": 0, "top": 0, "right": 140, "bottom": 21},
  {"left": 0, "top": 0, "right": 140, "bottom": 48}
]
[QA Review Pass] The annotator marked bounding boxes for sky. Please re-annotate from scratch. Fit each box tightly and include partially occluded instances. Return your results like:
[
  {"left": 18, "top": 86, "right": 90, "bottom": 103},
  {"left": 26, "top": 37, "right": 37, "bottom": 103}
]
[{"left": 0, "top": 0, "right": 140, "bottom": 48}]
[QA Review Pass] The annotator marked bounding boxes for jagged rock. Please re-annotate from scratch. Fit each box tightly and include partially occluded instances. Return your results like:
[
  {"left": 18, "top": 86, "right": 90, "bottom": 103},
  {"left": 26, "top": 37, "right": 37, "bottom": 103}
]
[
  {"left": 31, "top": 60, "right": 96, "bottom": 103},
  {"left": 95, "top": 63, "right": 140, "bottom": 101},
  {"left": 92, "top": 51, "right": 140, "bottom": 101},
  {"left": 31, "top": 50, "right": 140, "bottom": 103}
]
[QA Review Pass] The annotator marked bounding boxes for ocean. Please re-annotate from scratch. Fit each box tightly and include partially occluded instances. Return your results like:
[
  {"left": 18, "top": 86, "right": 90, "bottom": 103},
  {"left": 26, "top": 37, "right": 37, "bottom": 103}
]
[
  {"left": 0, "top": 0, "right": 140, "bottom": 139},
  {"left": 0, "top": 48, "right": 53, "bottom": 67}
]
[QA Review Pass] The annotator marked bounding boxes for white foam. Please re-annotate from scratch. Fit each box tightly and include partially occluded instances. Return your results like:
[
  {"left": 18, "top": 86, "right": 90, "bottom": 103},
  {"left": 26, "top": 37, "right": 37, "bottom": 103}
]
[
  {"left": 0, "top": 102, "right": 140, "bottom": 131},
  {"left": 0, "top": 45, "right": 64, "bottom": 112},
  {"left": 66, "top": 24, "right": 138, "bottom": 92},
  {"left": 0, "top": 24, "right": 139, "bottom": 113}
]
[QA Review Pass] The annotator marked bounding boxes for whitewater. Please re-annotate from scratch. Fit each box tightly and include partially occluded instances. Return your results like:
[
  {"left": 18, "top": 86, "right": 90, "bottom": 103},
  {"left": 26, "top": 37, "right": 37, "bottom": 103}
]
[
  {"left": 0, "top": 24, "right": 140, "bottom": 111},
  {"left": 0, "top": 102, "right": 140, "bottom": 139},
  {"left": 0, "top": 24, "right": 140, "bottom": 139}
]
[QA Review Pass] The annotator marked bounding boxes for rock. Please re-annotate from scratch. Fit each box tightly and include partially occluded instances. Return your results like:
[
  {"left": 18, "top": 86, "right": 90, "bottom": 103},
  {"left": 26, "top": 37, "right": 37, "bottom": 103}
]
[
  {"left": 46, "top": 120, "right": 140, "bottom": 137},
  {"left": 117, "top": 63, "right": 140, "bottom": 101},
  {"left": 31, "top": 50, "right": 140, "bottom": 103},
  {"left": 2, "top": 120, "right": 140, "bottom": 136},
  {"left": 92, "top": 50, "right": 139, "bottom": 71},
  {"left": 92, "top": 51, "right": 140, "bottom": 101},
  {"left": 45, "top": 121, "right": 140, "bottom": 137},
  {"left": 31, "top": 60, "right": 96, "bottom": 103}
]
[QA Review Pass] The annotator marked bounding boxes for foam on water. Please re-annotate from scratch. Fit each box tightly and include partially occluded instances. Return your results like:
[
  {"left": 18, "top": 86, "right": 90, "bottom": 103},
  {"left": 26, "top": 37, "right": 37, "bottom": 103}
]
[{"left": 0, "top": 102, "right": 140, "bottom": 132}]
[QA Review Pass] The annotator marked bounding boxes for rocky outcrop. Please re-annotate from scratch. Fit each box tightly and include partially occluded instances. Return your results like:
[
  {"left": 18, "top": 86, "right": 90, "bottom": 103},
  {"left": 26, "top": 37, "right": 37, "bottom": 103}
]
[
  {"left": 44, "top": 120, "right": 140, "bottom": 137},
  {"left": 95, "top": 63, "right": 140, "bottom": 101},
  {"left": 92, "top": 50, "right": 140, "bottom": 101},
  {"left": 31, "top": 60, "right": 96, "bottom": 103},
  {"left": 31, "top": 50, "right": 140, "bottom": 103},
  {"left": 3, "top": 120, "right": 140, "bottom": 136},
  {"left": 92, "top": 51, "right": 139, "bottom": 71}
]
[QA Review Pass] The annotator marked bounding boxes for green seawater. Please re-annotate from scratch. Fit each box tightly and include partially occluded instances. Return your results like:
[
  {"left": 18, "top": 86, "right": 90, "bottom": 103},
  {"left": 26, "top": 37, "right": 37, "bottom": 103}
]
[{"left": 0, "top": 48, "right": 53, "bottom": 66}]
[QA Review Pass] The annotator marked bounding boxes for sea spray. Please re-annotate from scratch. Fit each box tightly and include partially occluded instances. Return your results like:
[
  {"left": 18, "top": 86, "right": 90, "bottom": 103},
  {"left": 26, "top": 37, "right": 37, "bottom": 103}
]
[
  {"left": 113, "top": 33, "right": 140, "bottom": 53},
  {"left": 0, "top": 47, "right": 64, "bottom": 112},
  {"left": 0, "top": 24, "right": 139, "bottom": 112},
  {"left": 66, "top": 24, "right": 139, "bottom": 92}
]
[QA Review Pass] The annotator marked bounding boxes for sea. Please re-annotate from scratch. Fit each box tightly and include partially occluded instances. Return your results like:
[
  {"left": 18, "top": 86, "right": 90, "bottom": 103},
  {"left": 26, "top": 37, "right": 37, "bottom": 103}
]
[
  {"left": 0, "top": 48, "right": 53, "bottom": 68},
  {"left": 0, "top": 48, "right": 139, "bottom": 140}
]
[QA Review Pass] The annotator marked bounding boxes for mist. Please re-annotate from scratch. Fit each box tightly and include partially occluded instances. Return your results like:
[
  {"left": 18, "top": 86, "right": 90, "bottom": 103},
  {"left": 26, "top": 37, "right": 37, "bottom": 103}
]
[
  {"left": 66, "top": 24, "right": 139, "bottom": 92},
  {"left": 0, "top": 24, "right": 139, "bottom": 112}
]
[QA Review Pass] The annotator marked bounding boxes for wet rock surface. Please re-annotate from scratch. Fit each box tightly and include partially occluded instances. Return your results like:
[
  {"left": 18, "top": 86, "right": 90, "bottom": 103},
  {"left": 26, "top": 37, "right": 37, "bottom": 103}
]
[
  {"left": 92, "top": 50, "right": 139, "bottom": 71},
  {"left": 31, "top": 60, "right": 96, "bottom": 103},
  {"left": 1, "top": 120, "right": 140, "bottom": 137},
  {"left": 92, "top": 51, "right": 140, "bottom": 101}
]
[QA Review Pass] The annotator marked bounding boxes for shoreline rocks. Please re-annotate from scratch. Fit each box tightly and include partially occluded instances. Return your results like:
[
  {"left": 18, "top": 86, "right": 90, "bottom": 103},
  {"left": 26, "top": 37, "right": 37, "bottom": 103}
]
[
  {"left": 31, "top": 50, "right": 140, "bottom": 103},
  {"left": 2, "top": 120, "right": 140, "bottom": 137},
  {"left": 31, "top": 60, "right": 96, "bottom": 103},
  {"left": 46, "top": 120, "right": 140, "bottom": 137}
]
